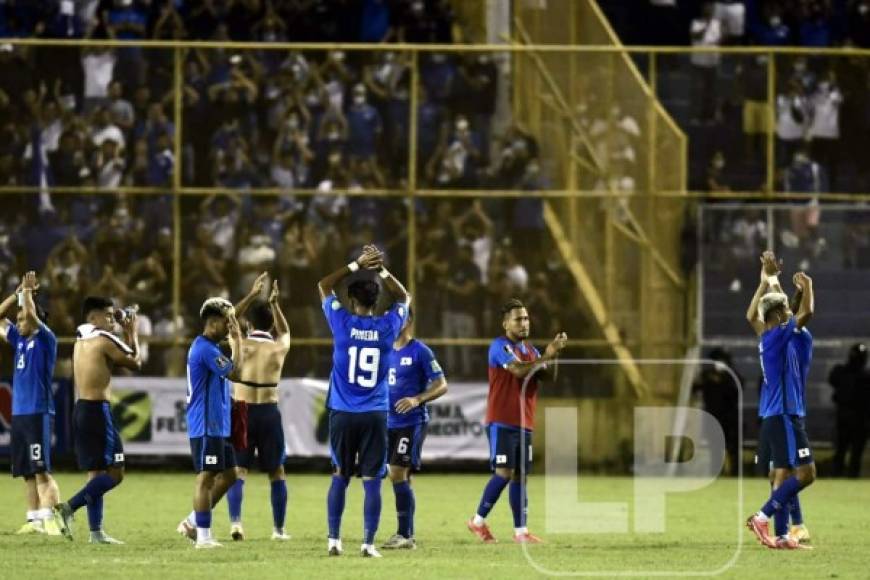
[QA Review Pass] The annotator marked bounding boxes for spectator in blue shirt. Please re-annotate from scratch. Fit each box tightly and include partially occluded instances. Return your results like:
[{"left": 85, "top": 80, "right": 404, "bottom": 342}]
[{"left": 347, "top": 84, "right": 382, "bottom": 164}]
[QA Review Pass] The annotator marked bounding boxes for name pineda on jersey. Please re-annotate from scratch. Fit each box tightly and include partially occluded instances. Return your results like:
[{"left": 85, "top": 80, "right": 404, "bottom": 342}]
[{"left": 350, "top": 328, "right": 380, "bottom": 341}]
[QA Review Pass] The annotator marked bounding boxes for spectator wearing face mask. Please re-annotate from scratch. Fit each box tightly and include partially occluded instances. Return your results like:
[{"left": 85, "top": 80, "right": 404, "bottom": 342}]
[
  {"left": 808, "top": 69, "right": 843, "bottom": 190},
  {"left": 775, "top": 79, "right": 811, "bottom": 168},
  {"left": 751, "top": 5, "right": 791, "bottom": 45},
  {"left": 346, "top": 84, "right": 382, "bottom": 165}
]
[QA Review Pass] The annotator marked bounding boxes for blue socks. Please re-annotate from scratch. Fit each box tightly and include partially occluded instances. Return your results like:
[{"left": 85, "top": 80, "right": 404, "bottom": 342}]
[
  {"left": 476, "top": 474, "right": 509, "bottom": 519},
  {"left": 271, "top": 480, "right": 287, "bottom": 530},
  {"left": 195, "top": 510, "right": 211, "bottom": 529},
  {"left": 227, "top": 479, "right": 244, "bottom": 523},
  {"left": 363, "top": 479, "right": 382, "bottom": 545},
  {"left": 393, "top": 481, "right": 414, "bottom": 538},
  {"left": 789, "top": 496, "right": 803, "bottom": 526},
  {"left": 761, "top": 476, "right": 802, "bottom": 518},
  {"left": 327, "top": 475, "right": 349, "bottom": 539},
  {"left": 509, "top": 480, "right": 528, "bottom": 529},
  {"left": 68, "top": 473, "right": 118, "bottom": 531}
]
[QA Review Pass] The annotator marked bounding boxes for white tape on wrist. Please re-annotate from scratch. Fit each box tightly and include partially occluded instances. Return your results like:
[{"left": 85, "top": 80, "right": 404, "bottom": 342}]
[
  {"left": 378, "top": 268, "right": 390, "bottom": 279},
  {"left": 766, "top": 275, "right": 779, "bottom": 287},
  {"left": 347, "top": 261, "right": 360, "bottom": 273}
]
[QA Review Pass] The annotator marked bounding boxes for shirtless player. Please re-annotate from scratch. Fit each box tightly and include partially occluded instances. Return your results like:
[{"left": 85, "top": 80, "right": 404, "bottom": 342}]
[
  {"left": 225, "top": 274, "right": 292, "bottom": 541},
  {"left": 54, "top": 296, "right": 142, "bottom": 543}
]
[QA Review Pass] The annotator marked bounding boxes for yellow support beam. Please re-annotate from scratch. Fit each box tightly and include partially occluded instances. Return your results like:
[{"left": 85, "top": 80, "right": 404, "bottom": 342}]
[{"left": 544, "top": 203, "right": 648, "bottom": 398}]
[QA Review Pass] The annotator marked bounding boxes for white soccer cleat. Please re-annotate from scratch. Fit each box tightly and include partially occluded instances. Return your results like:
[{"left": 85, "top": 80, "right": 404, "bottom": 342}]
[
  {"left": 271, "top": 530, "right": 292, "bottom": 541},
  {"left": 381, "top": 534, "right": 416, "bottom": 550},
  {"left": 176, "top": 519, "right": 196, "bottom": 542},
  {"left": 327, "top": 537, "right": 343, "bottom": 556},
  {"left": 194, "top": 538, "right": 223, "bottom": 549},
  {"left": 89, "top": 531, "right": 125, "bottom": 544},
  {"left": 360, "top": 544, "right": 383, "bottom": 558},
  {"left": 230, "top": 523, "right": 245, "bottom": 541}
]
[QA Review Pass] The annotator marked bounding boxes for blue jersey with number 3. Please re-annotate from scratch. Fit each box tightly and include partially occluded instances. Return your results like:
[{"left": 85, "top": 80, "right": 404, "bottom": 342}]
[
  {"left": 322, "top": 295, "right": 408, "bottom": 413},
  {"left": 387, "top": 339, "right": 444, "bottom": 429}
]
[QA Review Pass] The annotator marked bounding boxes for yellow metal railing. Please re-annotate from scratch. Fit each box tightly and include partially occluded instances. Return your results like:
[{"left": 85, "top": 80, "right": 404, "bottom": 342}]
[{"left": 3, "top": 36, "right": 869, "bottom": 357}]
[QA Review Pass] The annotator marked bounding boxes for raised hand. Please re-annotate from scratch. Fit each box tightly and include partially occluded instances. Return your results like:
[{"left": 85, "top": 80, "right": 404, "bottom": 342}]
[
  {"left": 793, "top": 271, "right": 812, "bottom": 290},
  {"left": 544, "top": 332, "right": 568, "bottom": 358},
  {"left": 357, "top": 245, "right": 384, "bottom": 270},
  {"left": 269, "top": 280, "right": 280, "bottom": 304},
  {"left": 227, "top": 312, "right": 241, "bottom": 339},
  {"left": 251, "top": 271, "right": 268, "bottom": 296},
  {"left": 761, "top": 251, "right": 781, "bottom": 277},
  {"left": 22, "top": 271, "right": 39, "bottom": 291}
]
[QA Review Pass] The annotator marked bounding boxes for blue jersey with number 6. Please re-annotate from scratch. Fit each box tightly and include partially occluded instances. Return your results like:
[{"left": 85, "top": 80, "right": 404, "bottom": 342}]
[{"left": 322, "top": 294, "right": 408, "bottom": 413}]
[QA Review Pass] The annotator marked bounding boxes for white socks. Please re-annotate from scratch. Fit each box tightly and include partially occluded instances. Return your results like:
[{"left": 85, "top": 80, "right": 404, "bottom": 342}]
[
  {"left": 472, "top": 514, "right": 485, "bottom": 526},
  {"left": 197, "top": 527, "right": 212, "bottom": 542},
  {"left": 27, "top": 510, "right": 39, "bottom": 522},
  {"left": 187, "top": 511, "right": 196, "bottom": 526},
  {"left": 514, "top": 527, "right": 528, "bottom": 536},
  {"left": 38, "top": 508, "right": 53, "bottom": 521},
  {"left": 755, "top": 511, "right": 769, "bottom": 522}
]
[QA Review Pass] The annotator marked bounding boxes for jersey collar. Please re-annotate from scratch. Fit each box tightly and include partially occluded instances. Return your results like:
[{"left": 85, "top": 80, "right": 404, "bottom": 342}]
[{"left": 248, "top": 330, "right": 275, "bottom": 343}]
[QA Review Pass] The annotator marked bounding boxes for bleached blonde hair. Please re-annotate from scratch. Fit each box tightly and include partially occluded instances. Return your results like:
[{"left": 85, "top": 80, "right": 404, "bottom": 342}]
[{"left": 758, "top": 292, "right": 789, "bottom": 322}]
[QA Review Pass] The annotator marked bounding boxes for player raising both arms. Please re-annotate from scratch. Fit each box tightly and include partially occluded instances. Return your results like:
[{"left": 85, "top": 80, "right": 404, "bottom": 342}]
[
  {"left": 0, "top": 272, "right": 62, "bottom": 536},
  {"left": 224, "top": 274, "right": 292, "bottom": 541},
  {"left": 178, "top": 298, "right": 245, "bottom": 549},
  {"left": 319, "top": 244, "right": 411, "bottom": 558},
  {"left": 745, "top": 251, "right": 816, "bottom": 550},
  {"left": 467, "top": 298, "right": 567, "bottom": 544},
  {"left": 381, "top": 308, "right": 448, "bottom": 550},
  {"left": 54, "top": 296, "right": 142, "bottom": 543}
]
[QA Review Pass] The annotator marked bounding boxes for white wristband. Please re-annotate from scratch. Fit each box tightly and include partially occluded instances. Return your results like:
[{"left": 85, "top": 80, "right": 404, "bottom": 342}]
[
  {"left": 378, "top": 268, "right": 390, "bottom": 279},
  {"left": 766, "top": 275, "right": 779, "bottom": 287},
  {"left": 347, "top": 261, "right": 360, "bottom": 273}
]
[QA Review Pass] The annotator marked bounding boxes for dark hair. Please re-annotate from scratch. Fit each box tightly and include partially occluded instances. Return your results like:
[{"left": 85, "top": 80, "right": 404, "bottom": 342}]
[
  {"left": 200, "top": 304, "right": 225, "bottom": 321},
  {"left": 501, "top": 298, "right": 526, "bottom": 318},
  {"left": 347, "top": 279, "right": 380, "bottom": 308},
  {"left": 247, "top": 301, "right": 274, "bottom": 332},
  {"left": 82, "top": 296, "right": 113, "bottom": 321}
]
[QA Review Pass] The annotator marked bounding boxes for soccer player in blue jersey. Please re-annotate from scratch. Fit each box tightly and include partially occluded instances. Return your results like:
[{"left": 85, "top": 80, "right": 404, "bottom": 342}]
[
  {"left": 55, "top": 294, "right": 142, "bottom": 543},
  {"left": 381, "top": 308, "right": 448, "bottom": 550},
  {"left": 318, "top": 244, "right": 411, "bottom": 558},
  {"left": 182, "top": 297, "right": 245, "bottom": 549},
  {"left": 745, "top": 252, "right": 816, "bottom": 550},
  {"left": 0, "top": 271, "right": 62, "bottom": 536}
]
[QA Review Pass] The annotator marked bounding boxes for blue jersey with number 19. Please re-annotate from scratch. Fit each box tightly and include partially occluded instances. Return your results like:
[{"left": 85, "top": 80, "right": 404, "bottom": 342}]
[{"left": 322, "top": 295, "right": 408, "bottom": 413}]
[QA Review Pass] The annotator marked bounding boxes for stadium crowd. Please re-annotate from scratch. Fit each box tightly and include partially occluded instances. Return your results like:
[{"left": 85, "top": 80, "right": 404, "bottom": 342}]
[{"left": 0, "top": 0, "right": 583, "bottom": 378}]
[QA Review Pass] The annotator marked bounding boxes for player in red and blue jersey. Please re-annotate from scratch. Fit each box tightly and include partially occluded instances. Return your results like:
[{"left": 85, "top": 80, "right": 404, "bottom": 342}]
[
  {"left": 745, "top": 252, "right": 816, "bottom": 550},
  {"left": 0, "top": 271, "right": 61, "bottom": 536},
  {"left": 467, "top": 298, "right": 567, "bottom": 544},
  {"left": 381, "top": 308, "right": 447, "bottom": 550},
  {"left": 318, "top": 244, "right": 411, "bottom": 558},
  {"left": 180, "top": 297, "right": 245, "bottom": 549}
]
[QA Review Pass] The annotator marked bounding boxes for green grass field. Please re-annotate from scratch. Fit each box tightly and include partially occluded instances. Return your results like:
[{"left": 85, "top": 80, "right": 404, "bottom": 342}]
[{"left": 1, "top": 472, "right": 868, "bottom": 579}]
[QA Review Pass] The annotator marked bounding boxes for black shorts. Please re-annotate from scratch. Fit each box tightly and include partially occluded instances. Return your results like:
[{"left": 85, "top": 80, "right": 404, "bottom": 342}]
[
  {"left": 757, "top": 414, "right": 813, "bottom": 469},
  {"left": 388, "top": 424, "right": 427, "bottom": 470},
  {"left": 11, "top": 413, "right": 52, "bottom": 478},
  {"left": 329, "top": 410, "right": 388, "bottom": 478},
  {"left": 487, "top": 423, "right": 533, "bottom": 474},
  {"left": 73, "top": 400, "right": 125, "bottom": 471},
  {"left": 236, "top": 403, "right": 286, "bottom": 472},
  {"left": 190, "top": 436, "right": 237, "bottom": 473}
]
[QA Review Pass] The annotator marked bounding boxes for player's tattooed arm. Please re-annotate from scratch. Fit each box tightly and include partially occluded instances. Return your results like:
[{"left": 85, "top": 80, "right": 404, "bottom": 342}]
[
  {"left": 236, "top": 271, "right": 268, "bottom": 320},
  {"left": 793, "top": 272, "right": 814, "bottom": 329},
  {"left": 395, "top": 377, "right": 448, "bottom": 414},
  {"left": 226, "top": 311, "right": 245, "bottom": 381},
  {"left": 746, "top": 254, "right": 772, "bottom": 336},
  {"left": 505, "top": 333, "right": 568, "bottom": 380},
  {"left": 269, "top": 280, "right": 291, "bottom": 341},
  {"left": 0, "top": 285, "right": 16, "bottom": 341},
  {"left": 105, "top": 312, "right": 142, "bottom": 371}
]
